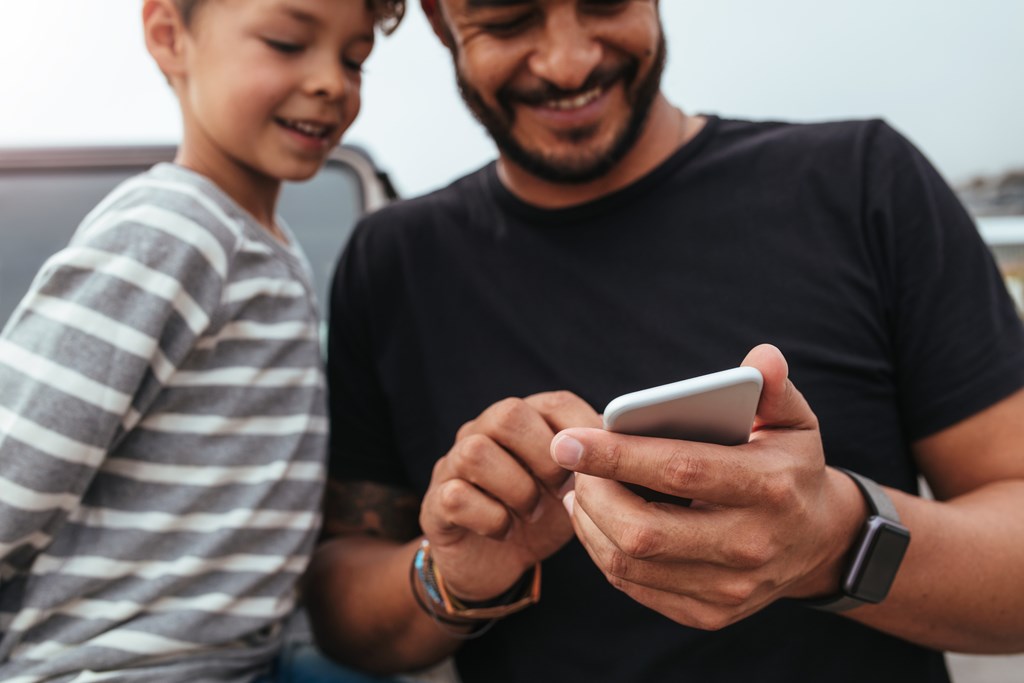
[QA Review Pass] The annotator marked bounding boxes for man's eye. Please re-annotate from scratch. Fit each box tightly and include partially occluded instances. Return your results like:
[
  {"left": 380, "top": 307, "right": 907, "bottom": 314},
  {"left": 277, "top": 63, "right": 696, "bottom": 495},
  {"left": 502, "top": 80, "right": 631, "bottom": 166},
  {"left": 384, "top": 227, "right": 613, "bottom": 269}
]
[
  {"left": 264, "top": 39, "right": 304, "bottom": 54},
  {"left": 581, "top": 0, "right": 630, "bottom": 13},
  {"left": 480, "top": 13, "right": 537, "bottom": 37}
]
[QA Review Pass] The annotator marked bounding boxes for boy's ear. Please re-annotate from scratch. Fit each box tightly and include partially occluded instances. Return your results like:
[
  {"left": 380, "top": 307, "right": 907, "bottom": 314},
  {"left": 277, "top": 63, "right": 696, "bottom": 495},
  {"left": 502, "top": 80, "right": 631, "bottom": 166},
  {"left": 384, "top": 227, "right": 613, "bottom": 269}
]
[{"left": 142, "top": 0, "right": 188, "bottom": 80}]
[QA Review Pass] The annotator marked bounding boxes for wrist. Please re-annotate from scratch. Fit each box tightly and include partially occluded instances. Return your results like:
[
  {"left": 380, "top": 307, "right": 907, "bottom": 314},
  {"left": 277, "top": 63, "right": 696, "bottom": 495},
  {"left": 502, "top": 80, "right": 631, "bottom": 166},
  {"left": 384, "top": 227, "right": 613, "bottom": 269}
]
[
  {"left": 446, "top": 564, "right": 536, "bottom": 610},
  {"left": 409, "top": 547, "right": 493, "bottom": 638},
  {"left": 410, "top": 538, "right": 540, "bottom": 632},
  {"left": 803, "top": 468, "right": 912, "bottom": 612},
  {"left": 798, "top": 466, "right": 868, "bottom": 599},
  {"left": 427, "top": 542, "right": 534, "bottom": 603}
]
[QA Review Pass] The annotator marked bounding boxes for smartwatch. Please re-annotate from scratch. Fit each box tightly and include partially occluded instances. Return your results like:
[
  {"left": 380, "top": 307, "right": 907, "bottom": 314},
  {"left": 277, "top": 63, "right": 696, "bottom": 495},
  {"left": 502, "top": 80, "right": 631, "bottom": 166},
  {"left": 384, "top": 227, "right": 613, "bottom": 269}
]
[{"left": 807, "top": 468, "right": 911, "bottom": 613}]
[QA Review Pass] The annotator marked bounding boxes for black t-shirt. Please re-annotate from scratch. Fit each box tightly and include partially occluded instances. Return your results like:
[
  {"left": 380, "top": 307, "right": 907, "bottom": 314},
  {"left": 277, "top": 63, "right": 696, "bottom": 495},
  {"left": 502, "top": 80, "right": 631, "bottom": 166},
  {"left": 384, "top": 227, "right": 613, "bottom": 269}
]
[{"left": 327, "top": 116, "right": 1024, "bottom": 683}]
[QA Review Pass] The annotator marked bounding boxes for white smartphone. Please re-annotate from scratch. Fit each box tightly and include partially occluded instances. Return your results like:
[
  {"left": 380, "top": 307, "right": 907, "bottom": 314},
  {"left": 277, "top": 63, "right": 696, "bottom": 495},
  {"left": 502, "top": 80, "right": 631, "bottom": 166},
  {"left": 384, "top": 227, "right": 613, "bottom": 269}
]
[
  {"left": 603, "top": 366, "right": 764, "bottom": 444},
  {"left": 602, "top": 366, "right": 764, "bottom": 504}
]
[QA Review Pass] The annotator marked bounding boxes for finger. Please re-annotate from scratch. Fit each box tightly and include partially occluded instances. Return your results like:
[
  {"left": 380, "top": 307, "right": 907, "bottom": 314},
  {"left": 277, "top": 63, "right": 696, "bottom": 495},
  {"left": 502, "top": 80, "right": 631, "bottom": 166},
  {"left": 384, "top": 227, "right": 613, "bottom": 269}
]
[
  {"left": 552, "top": 428, "right": 764, "bottom": 506},
  {"left": 573, "top": 473, "right": 766, "bottom": 570},
  {"left": 591, "top": 559, "right": 764, "bottom": 632},
  {"left": 521, "top": 391, "right": 601, "bottom": 490},
  {"left": 464, "top": 397, "right": 572, "bottom": 495},
  {"left": 740, "top": 344, "right": 818, "bottom": 432},
  {"left": 568, "top": 482, "right": 710, "bottom": 604},
  {"left": 619, "top": 582, "right": 766, "bottom": 632},
  {"left": 443, "top": 434, "right": 544, "bottom": 521},
  {"left": 570, "top": 478, "right": 774, "bottom": 614},
  {"left": 572, "top": 473, "right": 710, "bottom": 565},
  {"left": 455, "top": 418, "right": 477, "bottom": 442},
  {"left": 524, "top": 390, "right": 602, "bottom": 432},
  {"left": 422, "top": 477, "right": 512, "bottom": 542}
]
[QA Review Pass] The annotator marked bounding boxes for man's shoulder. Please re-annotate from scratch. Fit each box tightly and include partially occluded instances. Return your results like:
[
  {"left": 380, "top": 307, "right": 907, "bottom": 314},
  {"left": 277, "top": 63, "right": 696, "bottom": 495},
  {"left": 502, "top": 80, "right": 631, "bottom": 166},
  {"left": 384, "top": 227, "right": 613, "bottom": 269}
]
[
  {"left": 715, "top": 116, "right": 904, "bottom": 156},
  {"left": 357, "top": 164, "right": 493, "bottom": 234}
]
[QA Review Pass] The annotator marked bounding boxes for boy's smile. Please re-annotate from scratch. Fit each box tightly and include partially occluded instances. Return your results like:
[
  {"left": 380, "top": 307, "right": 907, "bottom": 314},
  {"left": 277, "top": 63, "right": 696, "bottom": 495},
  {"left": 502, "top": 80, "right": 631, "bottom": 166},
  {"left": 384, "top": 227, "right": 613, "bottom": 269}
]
[{"left": 275, "top": 116, "right": 341, "bottom": 152}]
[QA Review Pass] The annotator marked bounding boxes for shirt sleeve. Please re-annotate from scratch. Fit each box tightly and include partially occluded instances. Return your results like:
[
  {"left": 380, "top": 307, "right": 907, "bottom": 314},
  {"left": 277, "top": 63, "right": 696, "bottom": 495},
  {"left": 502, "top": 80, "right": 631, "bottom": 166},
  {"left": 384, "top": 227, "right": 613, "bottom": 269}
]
[
  {"left": 0, "top": 196, "right": 230, "bottom": 574},
  {"left": 865, "top": 121, "right": 1024, "bottom": 440},
  {"left": 326, "top": 221, "right": 411, "bottom": 489}
]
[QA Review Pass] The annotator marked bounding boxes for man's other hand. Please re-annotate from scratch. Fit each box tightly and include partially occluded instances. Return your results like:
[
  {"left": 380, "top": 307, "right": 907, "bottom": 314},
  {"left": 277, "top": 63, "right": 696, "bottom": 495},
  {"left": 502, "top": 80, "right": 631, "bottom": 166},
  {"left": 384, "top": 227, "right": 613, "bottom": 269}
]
[
  {"left": 420, "top": 391, "right": 601, "bottom": 602},
  {"left": 549, "top": 344, "right": 863, "bottom": 629}
]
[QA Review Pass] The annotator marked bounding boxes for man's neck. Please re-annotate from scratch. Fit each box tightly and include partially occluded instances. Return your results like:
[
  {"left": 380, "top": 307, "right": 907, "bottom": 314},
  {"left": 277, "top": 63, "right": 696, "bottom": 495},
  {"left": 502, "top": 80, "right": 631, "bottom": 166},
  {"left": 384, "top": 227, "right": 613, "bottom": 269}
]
[{"left": 496, "top": 96, "right": 705, "bottom": 210}]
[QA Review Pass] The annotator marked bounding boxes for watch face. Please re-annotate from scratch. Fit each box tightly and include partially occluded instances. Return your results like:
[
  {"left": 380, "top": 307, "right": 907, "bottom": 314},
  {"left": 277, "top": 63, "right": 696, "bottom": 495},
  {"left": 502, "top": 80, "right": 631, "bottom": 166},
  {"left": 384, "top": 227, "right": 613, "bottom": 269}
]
[{"left": 845, "top": 516, "right": 912, "bottom": 603}]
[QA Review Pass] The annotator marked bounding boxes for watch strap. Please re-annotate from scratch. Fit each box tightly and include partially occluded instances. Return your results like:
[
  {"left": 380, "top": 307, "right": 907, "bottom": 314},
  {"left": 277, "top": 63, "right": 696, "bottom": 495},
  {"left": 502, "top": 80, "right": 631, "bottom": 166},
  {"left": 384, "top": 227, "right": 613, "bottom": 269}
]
[
  {"left": 838, "top": 467, "right": 901, "bottom": 522},
  {"left": 806, "top": 468, "right": 904, "bottom": 613},
  {"left": 806, "top": 590, "right": 867, "bottom": 612}
]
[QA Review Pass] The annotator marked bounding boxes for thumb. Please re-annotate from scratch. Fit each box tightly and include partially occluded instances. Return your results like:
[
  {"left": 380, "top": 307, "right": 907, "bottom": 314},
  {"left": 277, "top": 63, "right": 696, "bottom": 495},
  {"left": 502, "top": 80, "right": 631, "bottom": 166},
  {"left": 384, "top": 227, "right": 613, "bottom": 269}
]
[{"left": 741, "top": 344, "right": 818, "bottom": 431}]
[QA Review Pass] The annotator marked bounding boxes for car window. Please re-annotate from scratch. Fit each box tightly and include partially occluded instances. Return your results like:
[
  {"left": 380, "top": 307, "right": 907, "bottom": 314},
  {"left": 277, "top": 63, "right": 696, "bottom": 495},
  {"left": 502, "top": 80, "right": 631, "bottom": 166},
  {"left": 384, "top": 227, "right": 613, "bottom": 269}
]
[{"left": 0, "top": 146, "right": 393, "bottom": 328}]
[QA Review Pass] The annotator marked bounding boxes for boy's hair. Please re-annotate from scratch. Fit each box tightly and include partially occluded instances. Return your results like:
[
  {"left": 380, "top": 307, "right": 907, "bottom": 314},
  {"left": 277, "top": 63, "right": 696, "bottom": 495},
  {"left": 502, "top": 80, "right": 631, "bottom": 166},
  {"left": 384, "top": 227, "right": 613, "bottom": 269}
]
[{"left": 174, "top": 0, "right": 405, "bottom": 34}]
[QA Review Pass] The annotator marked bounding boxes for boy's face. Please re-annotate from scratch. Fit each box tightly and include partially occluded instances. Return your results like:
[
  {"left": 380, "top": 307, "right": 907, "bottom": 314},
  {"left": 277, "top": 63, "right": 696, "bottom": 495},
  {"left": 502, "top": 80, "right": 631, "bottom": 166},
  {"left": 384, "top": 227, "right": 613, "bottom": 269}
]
[{"left": 176, "top": 0, "right": 375, "bottom": 187}]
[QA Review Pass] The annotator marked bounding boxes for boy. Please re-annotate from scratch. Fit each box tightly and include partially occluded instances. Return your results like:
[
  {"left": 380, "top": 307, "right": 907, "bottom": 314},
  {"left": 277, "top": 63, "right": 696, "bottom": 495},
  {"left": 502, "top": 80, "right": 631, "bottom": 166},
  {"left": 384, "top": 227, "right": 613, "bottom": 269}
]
[{"left": 0, "top": 0, "right": 403, "bottom": 681}]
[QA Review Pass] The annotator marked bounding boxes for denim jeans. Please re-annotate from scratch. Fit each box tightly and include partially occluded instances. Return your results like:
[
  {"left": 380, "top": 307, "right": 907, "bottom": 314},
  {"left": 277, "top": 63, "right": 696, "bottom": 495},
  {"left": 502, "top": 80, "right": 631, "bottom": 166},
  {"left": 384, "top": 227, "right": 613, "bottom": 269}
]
[{"left": 253, "top": 642, "right": 404, "bottom": 683}]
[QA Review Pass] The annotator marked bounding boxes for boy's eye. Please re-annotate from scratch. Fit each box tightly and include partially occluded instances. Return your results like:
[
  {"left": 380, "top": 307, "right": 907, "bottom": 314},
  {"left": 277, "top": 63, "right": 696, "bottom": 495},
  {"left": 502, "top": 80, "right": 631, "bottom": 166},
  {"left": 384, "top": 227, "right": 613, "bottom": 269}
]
[
  {"left": 263, "top": 38, "right": 304, "bottom": 54},
  {"left": 342, "top": 59, "right": 365, "bottom": 74}
]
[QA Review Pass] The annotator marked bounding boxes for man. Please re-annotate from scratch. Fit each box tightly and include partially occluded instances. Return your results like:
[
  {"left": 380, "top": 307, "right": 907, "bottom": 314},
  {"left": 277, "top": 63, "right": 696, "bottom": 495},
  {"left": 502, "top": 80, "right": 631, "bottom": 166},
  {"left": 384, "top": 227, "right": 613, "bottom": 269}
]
[{"left": 306, "top": 1, "right": 1024, "bottom": 681}]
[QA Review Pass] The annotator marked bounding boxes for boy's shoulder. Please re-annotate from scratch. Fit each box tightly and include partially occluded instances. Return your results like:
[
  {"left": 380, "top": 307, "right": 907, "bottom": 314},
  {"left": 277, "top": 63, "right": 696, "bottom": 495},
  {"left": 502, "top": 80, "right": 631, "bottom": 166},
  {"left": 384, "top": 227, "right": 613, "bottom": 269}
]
[{"left": 75, "top": 163, "right": 250, "bottom": 254}]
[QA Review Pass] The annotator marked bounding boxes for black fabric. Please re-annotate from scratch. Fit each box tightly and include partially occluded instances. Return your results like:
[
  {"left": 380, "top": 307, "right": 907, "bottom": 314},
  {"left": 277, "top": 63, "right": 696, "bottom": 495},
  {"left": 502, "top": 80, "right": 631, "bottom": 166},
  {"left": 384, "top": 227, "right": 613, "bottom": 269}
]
[{"left": 326, "top": 116, "right": 1024, "bottom": 683}]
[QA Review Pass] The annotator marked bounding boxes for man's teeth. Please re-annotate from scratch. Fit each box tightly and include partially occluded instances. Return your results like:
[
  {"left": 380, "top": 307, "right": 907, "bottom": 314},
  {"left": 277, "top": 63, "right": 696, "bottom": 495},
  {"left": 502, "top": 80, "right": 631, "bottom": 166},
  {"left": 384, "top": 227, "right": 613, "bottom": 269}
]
[
  {"left": 546, "top": 86, "right": 603, "bottom": 111},
  {"left": 281, "top": 119, "right": 330, "bottom": 138}
]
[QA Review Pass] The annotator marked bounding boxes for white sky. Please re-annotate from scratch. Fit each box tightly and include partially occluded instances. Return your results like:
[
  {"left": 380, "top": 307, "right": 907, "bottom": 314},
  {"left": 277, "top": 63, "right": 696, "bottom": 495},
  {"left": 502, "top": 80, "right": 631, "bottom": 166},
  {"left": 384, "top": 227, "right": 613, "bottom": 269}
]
[{"left": 1, "top": 1, "right": 1022, "bottom": 198}]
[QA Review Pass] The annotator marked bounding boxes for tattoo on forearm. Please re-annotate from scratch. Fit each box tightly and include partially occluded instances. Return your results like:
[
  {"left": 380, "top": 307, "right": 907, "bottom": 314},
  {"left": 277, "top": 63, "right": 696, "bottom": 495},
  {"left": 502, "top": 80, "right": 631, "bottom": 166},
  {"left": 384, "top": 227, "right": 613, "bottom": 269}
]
[{"left": 321, "top": 479, "right": 421, "bottom": 542}]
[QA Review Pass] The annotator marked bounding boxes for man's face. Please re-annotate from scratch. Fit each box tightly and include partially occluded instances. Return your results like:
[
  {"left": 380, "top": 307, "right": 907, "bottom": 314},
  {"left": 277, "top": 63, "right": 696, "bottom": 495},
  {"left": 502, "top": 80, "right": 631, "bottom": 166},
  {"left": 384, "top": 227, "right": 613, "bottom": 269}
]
[{"left": 437, "top": 0, "right": 665, "bottom": 184}]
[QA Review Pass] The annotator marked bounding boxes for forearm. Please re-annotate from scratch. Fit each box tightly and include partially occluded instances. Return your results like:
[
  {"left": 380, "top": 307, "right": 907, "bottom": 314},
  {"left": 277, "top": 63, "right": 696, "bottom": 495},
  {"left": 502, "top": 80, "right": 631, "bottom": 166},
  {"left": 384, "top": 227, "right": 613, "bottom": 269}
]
[
  {"left": 847, "top": 480, "right": 1024, "bottom": 653},
  {"left": 304, "top": 535, "right": 464, "bottom": 674}
]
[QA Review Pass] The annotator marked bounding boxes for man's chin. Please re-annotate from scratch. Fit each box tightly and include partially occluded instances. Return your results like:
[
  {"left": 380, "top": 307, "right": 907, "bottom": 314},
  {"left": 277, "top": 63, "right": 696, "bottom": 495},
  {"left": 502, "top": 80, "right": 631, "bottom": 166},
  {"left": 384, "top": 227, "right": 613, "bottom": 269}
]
[
  {"left": 508, "top": 153, "right": 616, "bottom": 185},
  {"left": 498, "top": 131, "right": 631, "bottom": 184}
]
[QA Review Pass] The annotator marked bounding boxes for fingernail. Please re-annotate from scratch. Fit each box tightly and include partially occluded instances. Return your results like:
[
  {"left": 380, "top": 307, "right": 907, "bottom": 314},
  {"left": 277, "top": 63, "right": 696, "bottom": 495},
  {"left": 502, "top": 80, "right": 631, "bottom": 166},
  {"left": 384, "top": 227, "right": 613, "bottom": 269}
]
[
  {"left": 557, "top": 473, "right": 576, "bottom": 500},
  {"left": 552, "top": 435, "right": 583, "bottom": 468},
  {"left": 562, "top": 490, "right": 575, "bottom": 516},
  {"left": 528, "top": 503, "right": 545, "bottom": 523}
]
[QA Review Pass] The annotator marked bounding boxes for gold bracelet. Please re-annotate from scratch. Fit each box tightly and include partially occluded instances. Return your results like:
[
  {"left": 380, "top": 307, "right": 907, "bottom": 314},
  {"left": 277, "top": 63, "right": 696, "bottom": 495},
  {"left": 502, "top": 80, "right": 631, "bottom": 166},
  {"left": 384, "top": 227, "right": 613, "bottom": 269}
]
[{"left": 414, "top": 538, "right": 541, "bottom": 621}]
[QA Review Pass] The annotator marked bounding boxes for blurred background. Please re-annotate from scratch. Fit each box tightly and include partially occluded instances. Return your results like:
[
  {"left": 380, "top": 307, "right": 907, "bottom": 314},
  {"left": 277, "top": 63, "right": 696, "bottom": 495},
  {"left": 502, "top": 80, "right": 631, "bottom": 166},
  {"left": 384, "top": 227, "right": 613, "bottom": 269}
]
[
  {"left": 1, "top": 2, "right": 1023, "bottom": 680},
  {"left": 1, "top": 0, "right": 1022, "bottom": 198}
]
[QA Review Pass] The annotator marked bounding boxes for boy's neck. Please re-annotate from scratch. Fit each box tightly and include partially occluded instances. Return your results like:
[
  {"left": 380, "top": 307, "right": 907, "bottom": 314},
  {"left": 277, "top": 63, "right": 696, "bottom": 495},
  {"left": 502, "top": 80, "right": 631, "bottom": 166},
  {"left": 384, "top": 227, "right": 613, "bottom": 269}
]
[{"left": 173, "top": 147, "right": 287, "bottom": 244}]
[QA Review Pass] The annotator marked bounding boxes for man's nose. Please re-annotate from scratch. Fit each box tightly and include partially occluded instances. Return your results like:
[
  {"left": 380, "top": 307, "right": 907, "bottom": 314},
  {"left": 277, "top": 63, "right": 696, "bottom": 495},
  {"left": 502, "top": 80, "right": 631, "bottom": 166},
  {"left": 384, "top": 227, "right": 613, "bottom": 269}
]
[{"left": 527, "top": 8, "right": 602, "bottom": 92}]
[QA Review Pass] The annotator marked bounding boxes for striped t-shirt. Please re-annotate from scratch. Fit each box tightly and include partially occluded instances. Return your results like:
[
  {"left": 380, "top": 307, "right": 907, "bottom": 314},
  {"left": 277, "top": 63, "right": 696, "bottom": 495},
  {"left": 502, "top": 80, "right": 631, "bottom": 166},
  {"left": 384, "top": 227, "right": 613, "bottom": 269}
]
[{"left": 0, "top": 163, "right": 327, "bottom": 682}]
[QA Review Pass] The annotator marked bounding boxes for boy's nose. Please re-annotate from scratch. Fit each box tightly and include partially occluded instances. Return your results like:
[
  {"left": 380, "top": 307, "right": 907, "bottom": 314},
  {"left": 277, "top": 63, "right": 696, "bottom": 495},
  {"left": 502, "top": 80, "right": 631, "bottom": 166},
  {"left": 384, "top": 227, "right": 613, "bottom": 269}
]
[
  {"left": 526, "top": 7, "right": 602, "bottom": 93},
  {"left": 308, "top": 61, "right": 349, "bottom": 101}
]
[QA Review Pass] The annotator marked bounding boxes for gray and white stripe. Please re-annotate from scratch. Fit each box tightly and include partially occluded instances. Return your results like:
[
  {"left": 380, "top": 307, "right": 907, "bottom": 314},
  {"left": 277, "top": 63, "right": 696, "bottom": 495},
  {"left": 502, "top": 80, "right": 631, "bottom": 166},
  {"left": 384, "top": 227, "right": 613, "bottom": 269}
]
[{"left": 0, "top": 163, "right": 327, "bottom": 683}]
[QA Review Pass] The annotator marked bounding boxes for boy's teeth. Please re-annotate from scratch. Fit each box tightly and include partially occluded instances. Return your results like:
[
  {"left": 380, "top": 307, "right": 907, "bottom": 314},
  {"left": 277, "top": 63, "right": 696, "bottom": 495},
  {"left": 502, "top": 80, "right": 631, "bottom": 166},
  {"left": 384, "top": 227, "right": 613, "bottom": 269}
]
[
  {"left": 282, "top": 119, "right": 329, "bottom": 137},
  {"left": 546, "top": 86, "right": 603, "bottom": 111}
]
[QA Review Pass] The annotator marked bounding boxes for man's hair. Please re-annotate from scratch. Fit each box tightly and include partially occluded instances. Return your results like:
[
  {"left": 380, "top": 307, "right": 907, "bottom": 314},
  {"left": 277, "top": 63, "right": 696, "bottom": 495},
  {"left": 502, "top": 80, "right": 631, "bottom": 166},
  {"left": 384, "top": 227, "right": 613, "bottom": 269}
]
[{"left": 173, "top": 0, "right": 405, "bottom": 34}]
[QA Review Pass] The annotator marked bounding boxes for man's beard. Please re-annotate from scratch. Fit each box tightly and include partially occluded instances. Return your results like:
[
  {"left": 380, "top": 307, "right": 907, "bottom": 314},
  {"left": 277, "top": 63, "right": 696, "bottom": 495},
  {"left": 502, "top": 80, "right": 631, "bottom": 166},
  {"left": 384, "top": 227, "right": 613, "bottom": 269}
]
[{"left": 455, "top": 35, "right": 667, "bottom": 185}]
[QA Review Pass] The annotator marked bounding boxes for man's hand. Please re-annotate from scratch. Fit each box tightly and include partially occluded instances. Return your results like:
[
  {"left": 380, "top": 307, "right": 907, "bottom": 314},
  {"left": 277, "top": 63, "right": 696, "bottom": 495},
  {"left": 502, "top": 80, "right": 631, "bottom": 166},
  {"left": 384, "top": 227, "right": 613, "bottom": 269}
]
[
  {"left": 420, "top": 391, "right": 601, "bottom": 601},
  {"left": 550, "top": 344, "right": 864, "bottom": 629}
]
